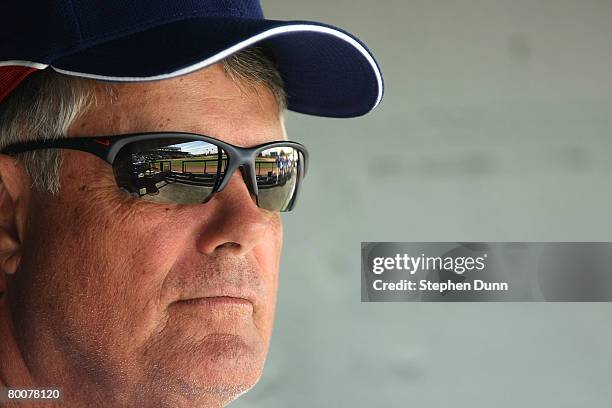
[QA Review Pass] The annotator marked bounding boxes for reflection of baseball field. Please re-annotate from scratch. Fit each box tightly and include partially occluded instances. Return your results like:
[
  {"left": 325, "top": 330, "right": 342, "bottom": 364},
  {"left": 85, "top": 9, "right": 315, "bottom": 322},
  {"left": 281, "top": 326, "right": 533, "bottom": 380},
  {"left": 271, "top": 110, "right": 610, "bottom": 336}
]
[
  {"left": 143, "top": 180, "right": 213, "bottom": 204},
  {"left": 141, "top": 160, "right": 295, "bottom": 205},
  {"left": 180, "top": 163, "right": 221, "bottom": 173},
  {"left": 144, "top": 176, "right": 295, "bottom": 205}
]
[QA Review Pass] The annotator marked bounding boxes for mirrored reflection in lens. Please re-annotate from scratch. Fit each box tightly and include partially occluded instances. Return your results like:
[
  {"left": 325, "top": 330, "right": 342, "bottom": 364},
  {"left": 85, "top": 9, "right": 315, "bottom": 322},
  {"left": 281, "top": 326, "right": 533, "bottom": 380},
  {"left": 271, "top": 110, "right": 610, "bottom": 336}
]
[
  {"left": 113, "top": 138, "right": 227, "bottom": 204},
  {"left": 255, "top": 146, "right": 302, "bottom": 211}
]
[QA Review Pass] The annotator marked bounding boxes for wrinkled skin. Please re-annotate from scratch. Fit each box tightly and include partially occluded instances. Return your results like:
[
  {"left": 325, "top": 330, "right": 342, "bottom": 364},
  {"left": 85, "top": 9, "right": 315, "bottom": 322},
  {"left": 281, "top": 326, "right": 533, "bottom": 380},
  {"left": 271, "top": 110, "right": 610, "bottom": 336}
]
[{"left": 0, "top": 64, "right": 285, "bottom": 407}]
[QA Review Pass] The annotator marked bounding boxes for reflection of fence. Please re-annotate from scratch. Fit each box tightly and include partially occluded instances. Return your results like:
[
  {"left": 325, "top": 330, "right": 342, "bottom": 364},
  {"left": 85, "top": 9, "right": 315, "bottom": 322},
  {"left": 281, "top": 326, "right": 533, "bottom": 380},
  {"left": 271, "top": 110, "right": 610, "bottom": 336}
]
[
  {"left": 136, "top": 158, "right": 296, "bottom": 191},
  {"left": 181, "top": 159, "right": 227, "bottom": 174},
  {"left": 255, "top": 160, "right": 277, "bottom": 176},
  {"left": 256, "top": 162, "right": 297, "bottom": 189},
  {"left": 146, "top": 160, "right": 171, "bottom": 173}
]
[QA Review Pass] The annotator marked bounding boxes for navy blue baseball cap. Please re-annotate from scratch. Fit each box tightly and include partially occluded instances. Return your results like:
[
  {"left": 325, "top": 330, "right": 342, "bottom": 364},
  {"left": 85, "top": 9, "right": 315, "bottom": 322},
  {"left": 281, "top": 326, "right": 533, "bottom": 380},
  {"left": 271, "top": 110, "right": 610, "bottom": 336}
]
[{"left": 0, "top": 0, "right": 383, "bottom": 118}]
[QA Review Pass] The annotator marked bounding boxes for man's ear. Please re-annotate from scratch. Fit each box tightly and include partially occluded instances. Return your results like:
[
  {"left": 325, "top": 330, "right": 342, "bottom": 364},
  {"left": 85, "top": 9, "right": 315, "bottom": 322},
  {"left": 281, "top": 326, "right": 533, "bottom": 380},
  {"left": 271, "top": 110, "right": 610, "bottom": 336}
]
[{"left": 0, "top": 154, "right": 30, "bottom": 287}]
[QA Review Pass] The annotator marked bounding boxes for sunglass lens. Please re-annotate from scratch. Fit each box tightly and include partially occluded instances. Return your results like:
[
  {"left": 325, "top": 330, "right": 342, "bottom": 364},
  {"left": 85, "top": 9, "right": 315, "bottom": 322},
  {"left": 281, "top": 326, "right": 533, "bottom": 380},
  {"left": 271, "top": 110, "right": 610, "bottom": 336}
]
[
  {"left": 113, "top": 138, "right": 228, "bottom": 204},
  {"left": 255, "top": 146, "right": 303, "bottom": 211}
]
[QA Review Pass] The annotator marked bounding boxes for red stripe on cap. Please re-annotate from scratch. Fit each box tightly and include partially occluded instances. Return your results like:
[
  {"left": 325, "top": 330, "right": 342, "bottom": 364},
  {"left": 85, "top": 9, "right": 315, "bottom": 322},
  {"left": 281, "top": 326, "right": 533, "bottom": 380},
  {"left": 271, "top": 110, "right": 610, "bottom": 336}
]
[{"left": 0, "top": 66, "right": 39, "bottom": 104}]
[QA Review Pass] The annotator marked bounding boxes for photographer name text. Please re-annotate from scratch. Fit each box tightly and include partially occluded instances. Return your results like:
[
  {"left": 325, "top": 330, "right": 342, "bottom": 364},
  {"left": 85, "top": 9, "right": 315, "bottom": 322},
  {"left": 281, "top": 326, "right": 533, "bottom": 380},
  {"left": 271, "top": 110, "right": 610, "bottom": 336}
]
[{"left": 370, "top": 253, "right": 509, "bottom": 293}]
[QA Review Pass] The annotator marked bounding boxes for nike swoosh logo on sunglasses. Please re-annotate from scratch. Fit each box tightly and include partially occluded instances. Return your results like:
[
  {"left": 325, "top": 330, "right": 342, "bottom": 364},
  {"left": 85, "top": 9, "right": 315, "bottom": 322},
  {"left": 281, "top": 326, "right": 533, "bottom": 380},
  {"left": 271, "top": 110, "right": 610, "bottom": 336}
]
[{"left": 94, "top": 138, "right": 111, "bottom": 146}]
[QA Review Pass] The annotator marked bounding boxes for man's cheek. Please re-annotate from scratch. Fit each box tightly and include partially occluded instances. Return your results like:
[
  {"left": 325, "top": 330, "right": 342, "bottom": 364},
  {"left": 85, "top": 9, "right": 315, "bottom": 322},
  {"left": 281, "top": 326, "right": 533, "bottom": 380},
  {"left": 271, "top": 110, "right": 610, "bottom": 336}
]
[
  {"left": 45, "top": 218, "right": 174, "bottom": 358},
  {"left": 42, "top": 191, "right": 174, "bottom": 310}
]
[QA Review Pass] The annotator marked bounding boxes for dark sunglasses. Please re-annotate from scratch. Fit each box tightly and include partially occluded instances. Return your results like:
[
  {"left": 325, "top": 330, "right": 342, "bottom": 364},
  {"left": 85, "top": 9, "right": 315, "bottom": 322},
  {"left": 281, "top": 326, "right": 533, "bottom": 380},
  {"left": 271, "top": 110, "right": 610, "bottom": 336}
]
[{"left": 1, "top": 132, "right": 308, "bottom": 212}]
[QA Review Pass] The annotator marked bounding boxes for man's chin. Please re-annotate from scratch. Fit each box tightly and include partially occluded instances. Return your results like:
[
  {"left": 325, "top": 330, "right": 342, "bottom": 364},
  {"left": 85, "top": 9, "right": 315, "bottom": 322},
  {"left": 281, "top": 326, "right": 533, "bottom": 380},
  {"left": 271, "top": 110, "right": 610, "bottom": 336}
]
[{"left": 142, "top": 332, "right": 265, "bottom": 405}]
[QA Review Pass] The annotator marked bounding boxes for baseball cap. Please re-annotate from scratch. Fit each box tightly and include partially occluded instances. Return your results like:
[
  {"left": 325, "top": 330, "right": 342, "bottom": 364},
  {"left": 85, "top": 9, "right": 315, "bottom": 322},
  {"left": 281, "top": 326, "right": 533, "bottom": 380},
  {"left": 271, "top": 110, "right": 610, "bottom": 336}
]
[{"left": 0, "top": 0, "right": 383, "bottom": 118}]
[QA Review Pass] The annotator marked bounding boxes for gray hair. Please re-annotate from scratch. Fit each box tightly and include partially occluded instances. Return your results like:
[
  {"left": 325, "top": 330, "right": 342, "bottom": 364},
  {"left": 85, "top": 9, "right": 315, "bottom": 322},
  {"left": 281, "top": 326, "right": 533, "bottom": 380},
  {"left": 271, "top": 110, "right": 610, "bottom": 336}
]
[{"left": 0, "top": 46, "right": 286, "bottom": 194}]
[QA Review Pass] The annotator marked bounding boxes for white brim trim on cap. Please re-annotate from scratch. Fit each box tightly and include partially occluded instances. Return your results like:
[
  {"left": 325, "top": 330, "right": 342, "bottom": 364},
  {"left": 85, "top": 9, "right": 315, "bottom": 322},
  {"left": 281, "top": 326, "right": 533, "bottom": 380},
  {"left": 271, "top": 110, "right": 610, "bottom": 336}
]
[
  {"left": 1, "top": 24, "right": 383, "bottom": 112},
  {"left": 0, "top": 60, "right": 48, "bottom": 69}
]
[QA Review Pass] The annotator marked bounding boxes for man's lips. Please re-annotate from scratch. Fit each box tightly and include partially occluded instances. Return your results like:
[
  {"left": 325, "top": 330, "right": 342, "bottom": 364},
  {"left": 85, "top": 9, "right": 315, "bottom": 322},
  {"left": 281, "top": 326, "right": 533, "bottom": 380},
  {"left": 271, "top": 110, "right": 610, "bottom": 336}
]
[
  {"left": 175, "top": 296, "right": 253, "bottom": 307},
  {"left": 170, "top": 288, "right": 258, "bottom": 310}
]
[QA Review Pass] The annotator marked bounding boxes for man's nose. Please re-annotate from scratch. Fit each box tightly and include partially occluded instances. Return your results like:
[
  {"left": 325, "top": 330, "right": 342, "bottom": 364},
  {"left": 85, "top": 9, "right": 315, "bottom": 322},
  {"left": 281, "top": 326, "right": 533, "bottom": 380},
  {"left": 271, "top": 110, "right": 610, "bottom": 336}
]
[{"left": 194, "top": 169, "right": 274, "bottom": 256}]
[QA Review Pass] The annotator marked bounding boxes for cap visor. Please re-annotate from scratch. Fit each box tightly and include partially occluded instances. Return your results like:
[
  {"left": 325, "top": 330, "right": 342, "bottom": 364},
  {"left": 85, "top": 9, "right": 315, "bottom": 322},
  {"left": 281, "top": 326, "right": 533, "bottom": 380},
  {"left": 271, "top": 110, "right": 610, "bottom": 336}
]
[{"left": 50, "top": 17, "right": 383, "bottom": 118}]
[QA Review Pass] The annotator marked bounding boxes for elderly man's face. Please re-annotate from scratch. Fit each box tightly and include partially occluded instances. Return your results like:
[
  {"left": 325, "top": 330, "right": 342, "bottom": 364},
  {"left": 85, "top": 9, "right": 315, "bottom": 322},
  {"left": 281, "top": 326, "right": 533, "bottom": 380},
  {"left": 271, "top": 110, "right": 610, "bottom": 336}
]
[{"left": 9, "top": 64, "right": 284, "bottom": 407}]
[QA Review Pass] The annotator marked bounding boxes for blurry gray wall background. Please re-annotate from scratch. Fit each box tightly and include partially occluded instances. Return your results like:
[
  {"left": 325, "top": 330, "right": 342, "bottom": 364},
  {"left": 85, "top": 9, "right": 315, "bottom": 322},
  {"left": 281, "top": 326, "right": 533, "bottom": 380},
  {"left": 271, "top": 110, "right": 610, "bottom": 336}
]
[{"left": 232, "top": 1, "right": 612, "bottom": 407}]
